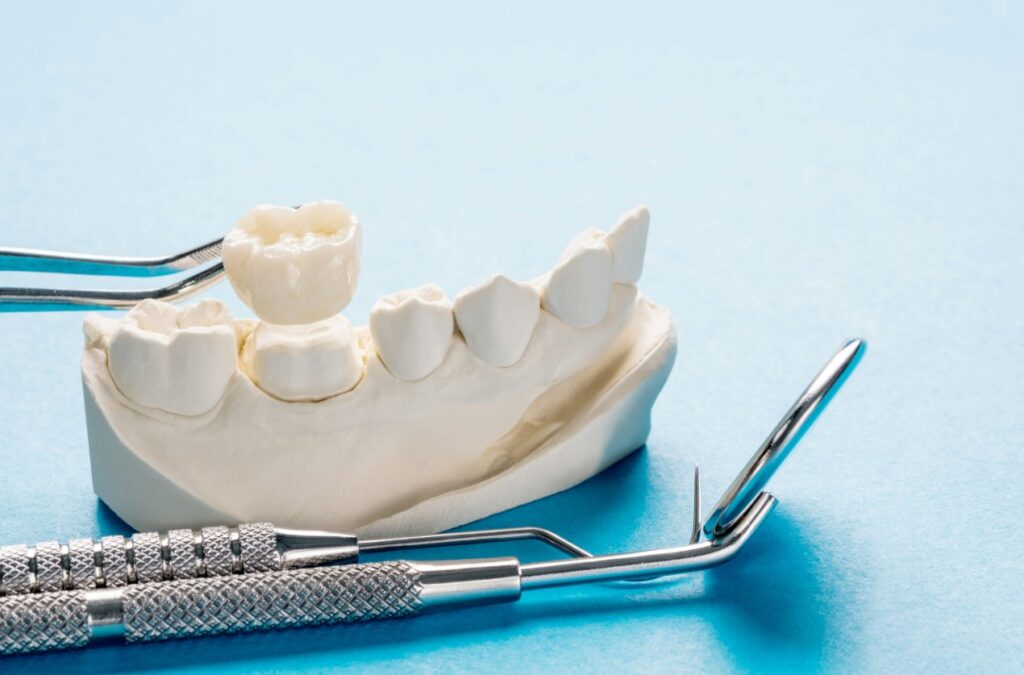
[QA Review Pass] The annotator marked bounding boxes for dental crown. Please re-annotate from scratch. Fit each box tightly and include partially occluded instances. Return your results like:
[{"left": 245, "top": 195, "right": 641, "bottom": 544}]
[
  {"left": 222, "top": 201, "right": 362, "bottom": 325},
  {"left": 82, "top": 201, "right": 676, "bottom": 536}
]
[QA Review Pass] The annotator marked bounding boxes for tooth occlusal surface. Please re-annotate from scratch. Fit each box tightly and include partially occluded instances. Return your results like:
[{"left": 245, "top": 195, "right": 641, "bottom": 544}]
[
  {"left": 454, "top": 275, "right": 540, "bottom": 368},
  {"left": 370, "top": 284, "right": 454, "bottom": 381},
  {"left": 107, "top": 299, "right": 238, "bottom": 416},
  {"left": 541, "top": 230, "right": 614, "bottom": 328},
  {"left": 222, "top": 200, "right": 362, "bottom": 326},
  {"left": 242, "top": 316, "right": 364, "bottom": 402}
]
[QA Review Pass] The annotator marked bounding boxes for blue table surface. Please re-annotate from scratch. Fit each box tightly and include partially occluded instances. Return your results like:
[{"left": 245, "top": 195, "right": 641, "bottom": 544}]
[{"left": 1, "top": 3, "right": 1022, "bottom": 672}]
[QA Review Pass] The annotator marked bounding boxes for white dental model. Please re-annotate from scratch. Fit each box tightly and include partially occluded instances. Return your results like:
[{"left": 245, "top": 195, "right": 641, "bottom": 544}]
[{"left": 82, "top": 201, "right": 676, "bottom": 536}]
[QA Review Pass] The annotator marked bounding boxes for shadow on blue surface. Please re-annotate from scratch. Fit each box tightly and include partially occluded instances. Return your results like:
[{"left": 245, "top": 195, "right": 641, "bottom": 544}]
[
  {"left": 95, "top": 500, "right": 135, "bottom": 539},
  {"left": 5, "top": 450, "right": 848, "bottom": 672},
  {"left": 703, "top": 511, "right": 840, "bottom": 670}
]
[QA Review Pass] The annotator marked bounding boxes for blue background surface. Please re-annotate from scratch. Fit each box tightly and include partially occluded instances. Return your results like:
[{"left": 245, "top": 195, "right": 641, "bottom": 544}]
[{"left": 1, "top": 2, "right": 1022, "bottom": 672}]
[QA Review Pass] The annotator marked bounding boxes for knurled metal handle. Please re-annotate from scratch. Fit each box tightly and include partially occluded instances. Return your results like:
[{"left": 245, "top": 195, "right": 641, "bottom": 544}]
[
  {"left": 0, "top": 523, "right": 279, "bottom": 595},
  {"left": 121, "top": 562, "right": 424, "bottom": 643},
  {"left": 0, "top": 591, "right": 91, "bottom": 655},
  {"left": 0, "top": 561, "right": 425, "bottom": 656}
]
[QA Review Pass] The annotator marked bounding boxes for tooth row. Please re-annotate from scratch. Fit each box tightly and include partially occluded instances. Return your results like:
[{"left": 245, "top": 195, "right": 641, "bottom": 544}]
[
  {"left": 540, "top": 205, "right": 649, "bottom": 328},
  {"left": 367, "top": 274, "right": 542, "bottom": 380},
  {"left": 368, "top": 205, "right": 650, "bottom": 378},
  {"left": 103, "top": 205, "right": 650, "bottom": 404}
]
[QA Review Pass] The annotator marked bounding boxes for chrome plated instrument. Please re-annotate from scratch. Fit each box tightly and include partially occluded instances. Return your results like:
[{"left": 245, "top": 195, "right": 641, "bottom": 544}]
[
  {"left": 0, "top": 238, "right": 225, "bottom": 310},
  {"left": 0, "top": 339, "right": 865, "bottom": 656},
  {"left": 0, "top": 523, "right": 590, "bottom": 596}
]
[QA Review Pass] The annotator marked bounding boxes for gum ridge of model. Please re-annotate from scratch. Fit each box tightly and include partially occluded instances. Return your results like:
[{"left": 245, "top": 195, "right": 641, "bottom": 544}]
[{"left": 82, "top": 201, "right": 677, "bottom": 535}]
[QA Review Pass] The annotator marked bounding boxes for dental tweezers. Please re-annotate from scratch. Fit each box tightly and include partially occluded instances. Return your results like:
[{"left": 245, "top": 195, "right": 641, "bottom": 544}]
[
  {"left": 0, "top": 339, "right": 864, "bottom": 656},
  {"left": 0, "top": 238, "right": 226, "bottom": 310}
]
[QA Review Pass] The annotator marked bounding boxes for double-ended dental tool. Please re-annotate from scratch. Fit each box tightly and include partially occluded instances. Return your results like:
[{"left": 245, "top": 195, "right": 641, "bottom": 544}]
[{"left": 0, "top": 339, "right": 864, "bottom": 656}]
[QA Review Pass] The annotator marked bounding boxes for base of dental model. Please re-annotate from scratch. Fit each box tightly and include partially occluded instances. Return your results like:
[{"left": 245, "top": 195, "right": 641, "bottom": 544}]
[{"left": 80, "top": 202, "right": 676, "bottom": 535}]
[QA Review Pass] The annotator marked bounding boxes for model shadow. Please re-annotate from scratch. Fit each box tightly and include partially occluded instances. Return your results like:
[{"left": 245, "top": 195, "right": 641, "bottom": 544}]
[
  {"left": 2, "top": 450, "right": 846, "bottom": 672},
  {"left": 95, "top": 500, "right": 135, "bottom": 538}
]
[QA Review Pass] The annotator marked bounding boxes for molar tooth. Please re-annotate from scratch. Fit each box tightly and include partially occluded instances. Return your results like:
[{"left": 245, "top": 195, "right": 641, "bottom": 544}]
[
  {"left": 454, "top": 275, "right": 540, "bottom": 367},
  {"left": 222, "top": 200, "right": 362, "bottom": 325},
  {"left": 541, "top": 230, "right": 614, "bottom": 328},
  {"left": 604, "top": 205, "right": 650, "bottom": 284},
  {"left": 107, "top": 299, "right": 238, "bottom": 416},
  {"left": 370, "top": 284, "right": 454, "bottom": 381},
  {"left": 242, "top": 316, "right": 364, "bottom": 402}
]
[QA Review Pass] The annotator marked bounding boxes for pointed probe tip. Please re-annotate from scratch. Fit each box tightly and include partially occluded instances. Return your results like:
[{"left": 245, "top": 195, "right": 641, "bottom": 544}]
[{"left": 689, "top": 465, "right": 703, "bottom": 544}]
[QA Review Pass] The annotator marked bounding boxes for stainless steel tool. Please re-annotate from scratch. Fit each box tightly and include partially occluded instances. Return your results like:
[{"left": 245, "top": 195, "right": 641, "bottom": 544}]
[
  {"left": 0, "top": 338, "right": 864, "bottom": 656},
  {"left": 0, "top": 523, "right": 591, "bottom": 596},
  {"left": 0, "top": 238, "right": 226, "bottom": 310}
]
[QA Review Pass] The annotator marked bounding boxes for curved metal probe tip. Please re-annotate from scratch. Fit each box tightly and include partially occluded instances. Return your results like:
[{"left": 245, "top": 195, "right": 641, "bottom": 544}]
[
  {"left": 520, "top": 491, "right": 777, "bottom": 589},
  {"left": 689, "top": 465, "right": 702, "bottom": 544},
  {"left": 702, "top": 338, "right": 866, "bottom": 539}
]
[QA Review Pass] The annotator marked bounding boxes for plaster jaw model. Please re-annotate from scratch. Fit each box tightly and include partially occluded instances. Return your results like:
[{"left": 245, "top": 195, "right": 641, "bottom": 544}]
[{"left": 82, "top": 202, "right": 677, "bottom": 536}]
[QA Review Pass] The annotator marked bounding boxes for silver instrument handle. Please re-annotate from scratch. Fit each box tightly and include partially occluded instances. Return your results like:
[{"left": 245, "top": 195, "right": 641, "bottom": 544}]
[
  {"left": 0, "top": 558, "right": 521, "bottom": 655},
  {"left": 0, "top": 591, "right": 91, "bottom": 654},
  {"left": 120, "top": 562, "right": 427, "bottom": 643},
  {"left": 0, "top": 523, "right": 279, "bottom": 595}
]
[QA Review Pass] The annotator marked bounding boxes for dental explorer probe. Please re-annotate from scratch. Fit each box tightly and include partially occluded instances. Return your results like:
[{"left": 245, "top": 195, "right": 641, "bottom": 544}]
[{"left": 0, "top": 339, "right": 864, "bottom": 656}]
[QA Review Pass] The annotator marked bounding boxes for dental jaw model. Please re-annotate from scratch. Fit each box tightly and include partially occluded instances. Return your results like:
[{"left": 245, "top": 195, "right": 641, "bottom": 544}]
[{"left": 81, "top": 202, "right": 676, "bottom": 536}]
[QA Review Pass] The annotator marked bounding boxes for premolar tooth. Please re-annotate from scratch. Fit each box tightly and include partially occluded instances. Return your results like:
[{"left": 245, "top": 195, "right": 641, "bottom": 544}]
[
  {"left": 604, "top": 205, "right": 650, "bottom": 284},
  {"left": 454, "top": 275, "right": 540, "bottom": 367},
  {"left": 242, "top": 316, "right": 364, "bottom": 402},
  {"left": 107, "top": 299, "right": 238, "bottom": 416},
  {"left": 222, "top": 200, "right": 362, "bottom": 325},
  {"left": 541, "top": 230, "right": 614, "bottom": 328},
  {"left": 370, "top": 284, "right": 454, "bottom": 381}
]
